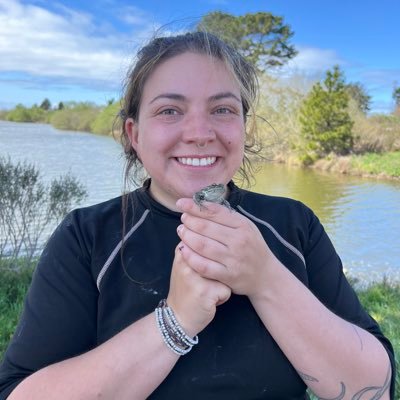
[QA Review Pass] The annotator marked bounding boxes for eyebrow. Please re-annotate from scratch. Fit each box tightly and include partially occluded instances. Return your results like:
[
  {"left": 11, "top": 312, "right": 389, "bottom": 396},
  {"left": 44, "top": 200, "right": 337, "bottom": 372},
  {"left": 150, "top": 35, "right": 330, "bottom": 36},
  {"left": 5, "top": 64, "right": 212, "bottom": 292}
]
[{"left": 149, "top": 91, "right": 241, "bottom": 104}]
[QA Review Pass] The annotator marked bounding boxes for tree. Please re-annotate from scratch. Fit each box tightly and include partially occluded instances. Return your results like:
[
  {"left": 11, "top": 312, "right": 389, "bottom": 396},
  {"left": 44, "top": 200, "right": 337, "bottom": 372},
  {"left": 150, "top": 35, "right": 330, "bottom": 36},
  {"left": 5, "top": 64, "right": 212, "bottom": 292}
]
[
  {"left": 0, "top": 158, "right": 87, "bottom": 269},
  {"left": 299, "top": 65, "right": 354, "bottom": 163},
  {"left": 346, "top": 82, "right": 371, "bottom": 114},
  {"left": 40, "top": 98, "right": 51, "bottom": 111},
  {"left": 393, "top": 85, "right": 400, "bottom": 107},
  {"left": 57, "top": 101, "right": 64, "bottom": 110},
  {"left": 197, "top": 11, "right": 297, "bottom": 71}
]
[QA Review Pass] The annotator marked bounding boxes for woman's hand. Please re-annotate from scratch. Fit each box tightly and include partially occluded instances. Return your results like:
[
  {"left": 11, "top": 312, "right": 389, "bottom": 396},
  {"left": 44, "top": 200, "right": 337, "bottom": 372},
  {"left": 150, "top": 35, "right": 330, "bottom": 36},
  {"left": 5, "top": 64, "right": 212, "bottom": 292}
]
[
  {"left": 176, "top": 198, "right": 281, "bottom": 298},
  {"left": 167, "top": 243, "right": 231, "bottom": 338}
]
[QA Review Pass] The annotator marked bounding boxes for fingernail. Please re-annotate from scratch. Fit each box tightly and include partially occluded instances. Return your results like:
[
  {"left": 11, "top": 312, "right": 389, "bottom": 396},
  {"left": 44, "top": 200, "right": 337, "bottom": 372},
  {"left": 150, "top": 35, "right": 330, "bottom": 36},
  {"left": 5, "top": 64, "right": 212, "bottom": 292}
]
[
  {"left": 177, "top": 224, "right": 183, "bottom": 234},
  {"left": 178, "top": 245, "right": 184, "bottom": 252}
]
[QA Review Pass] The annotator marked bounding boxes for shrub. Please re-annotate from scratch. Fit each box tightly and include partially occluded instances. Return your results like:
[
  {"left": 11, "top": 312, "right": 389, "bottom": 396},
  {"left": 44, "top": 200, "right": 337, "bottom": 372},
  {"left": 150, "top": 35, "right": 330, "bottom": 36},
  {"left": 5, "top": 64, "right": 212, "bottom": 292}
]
[
  {"left": 0, "top": 157, "right": 87, "bottom": 270},
  {"left": 48, "top": 102, "right": 101, "bottom": 132},
  {"left": 90, "top": 102, "right": 121, "bottom": 135}
]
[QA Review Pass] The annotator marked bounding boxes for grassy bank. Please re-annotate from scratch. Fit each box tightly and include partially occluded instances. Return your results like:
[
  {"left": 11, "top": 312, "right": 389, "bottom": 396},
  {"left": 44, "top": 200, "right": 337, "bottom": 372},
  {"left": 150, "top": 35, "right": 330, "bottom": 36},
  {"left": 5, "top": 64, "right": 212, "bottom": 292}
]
[
  {"left": 351, "top": 151, "right": 400, "bottom": 178},
  {"left": 311, "top": 152, "right": 400, "bottom": 179},
  {"left": 0, "top": 266, "right": 398, "bottom": 396},
  {"left": 0, "top": 266, "right": 34, "bottom": 357}
]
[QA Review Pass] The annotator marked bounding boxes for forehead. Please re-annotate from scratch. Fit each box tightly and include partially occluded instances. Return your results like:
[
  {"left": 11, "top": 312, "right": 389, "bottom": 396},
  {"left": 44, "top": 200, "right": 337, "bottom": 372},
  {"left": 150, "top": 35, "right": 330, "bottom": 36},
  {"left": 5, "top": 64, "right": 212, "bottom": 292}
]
[{"left": 141, "top": 52, "right": 241, "bottom": 100}]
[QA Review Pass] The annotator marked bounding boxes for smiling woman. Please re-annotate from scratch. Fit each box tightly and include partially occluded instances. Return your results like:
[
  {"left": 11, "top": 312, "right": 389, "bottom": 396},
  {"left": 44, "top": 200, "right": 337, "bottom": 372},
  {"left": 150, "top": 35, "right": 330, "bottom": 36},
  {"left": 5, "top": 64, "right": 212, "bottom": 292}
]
[
  {"left": 0, "top": 31, "right": 395, "bottom": 400},
  {"left": 124, "top": 52, "right": 246, "bottom": 210}
]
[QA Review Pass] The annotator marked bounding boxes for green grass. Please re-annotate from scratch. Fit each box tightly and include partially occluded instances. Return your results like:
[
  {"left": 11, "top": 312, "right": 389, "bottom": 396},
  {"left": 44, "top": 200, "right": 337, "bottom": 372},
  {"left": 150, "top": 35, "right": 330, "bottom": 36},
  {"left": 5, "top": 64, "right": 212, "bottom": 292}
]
[
  {"left": 0, "top": 267, "right": 398, "bottom": 397},
  {"left": 0, "top": 265, "right": 34, "bottom": 357},
  {"left": 351, "top": 151, "right": 400, "bottom": 178}
]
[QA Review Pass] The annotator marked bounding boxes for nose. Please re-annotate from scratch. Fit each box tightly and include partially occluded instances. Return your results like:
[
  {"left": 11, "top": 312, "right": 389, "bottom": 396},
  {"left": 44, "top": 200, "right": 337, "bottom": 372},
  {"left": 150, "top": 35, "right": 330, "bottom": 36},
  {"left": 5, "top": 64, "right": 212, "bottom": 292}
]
[{"left": 182, "top": 113, "right": 216, "bottom": 146}]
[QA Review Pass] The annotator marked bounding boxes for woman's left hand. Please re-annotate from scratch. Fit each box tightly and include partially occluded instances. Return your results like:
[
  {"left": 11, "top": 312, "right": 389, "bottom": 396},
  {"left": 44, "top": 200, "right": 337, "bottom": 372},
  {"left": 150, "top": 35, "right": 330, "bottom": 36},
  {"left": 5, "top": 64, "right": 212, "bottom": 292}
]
[{"left": 176, "top": 198, "right": 281, "bottom": 297}]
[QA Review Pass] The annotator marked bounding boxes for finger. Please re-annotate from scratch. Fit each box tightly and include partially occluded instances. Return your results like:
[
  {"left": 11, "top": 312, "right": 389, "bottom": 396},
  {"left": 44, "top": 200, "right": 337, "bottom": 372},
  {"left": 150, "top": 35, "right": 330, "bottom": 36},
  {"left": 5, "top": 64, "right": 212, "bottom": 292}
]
[
  {"left": 176, "top": 198, "right": 241, "bottom": 227},
  {"left": 215, "top": 283, "right": 231, "bottom": 306},
  {"left": 178, "top": 243, "right": 229, "bottom": 283},
  {"left": 180, "top": 213, "right": 234, "bottom": 244},
  {"left": 177, "top": 223, "right": 228, "bottom": 261}
]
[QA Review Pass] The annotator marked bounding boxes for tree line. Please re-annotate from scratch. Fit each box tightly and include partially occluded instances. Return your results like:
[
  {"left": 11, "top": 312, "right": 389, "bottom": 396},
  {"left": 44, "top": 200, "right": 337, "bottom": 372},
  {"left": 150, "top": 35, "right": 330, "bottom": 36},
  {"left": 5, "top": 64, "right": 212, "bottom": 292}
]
[{"left": 1, "top": 11, "right": 400, "bottom": 164}]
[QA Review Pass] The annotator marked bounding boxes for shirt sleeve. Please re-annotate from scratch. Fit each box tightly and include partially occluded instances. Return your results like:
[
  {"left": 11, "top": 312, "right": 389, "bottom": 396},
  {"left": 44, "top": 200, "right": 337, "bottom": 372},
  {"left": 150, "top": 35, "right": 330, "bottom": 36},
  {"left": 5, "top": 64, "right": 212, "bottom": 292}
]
[
  {"left": 303, "top": 206, "right": 396, "bottom": 399},
  {"left": 0, "top": 211, "right": 98, "bottom": 399}
]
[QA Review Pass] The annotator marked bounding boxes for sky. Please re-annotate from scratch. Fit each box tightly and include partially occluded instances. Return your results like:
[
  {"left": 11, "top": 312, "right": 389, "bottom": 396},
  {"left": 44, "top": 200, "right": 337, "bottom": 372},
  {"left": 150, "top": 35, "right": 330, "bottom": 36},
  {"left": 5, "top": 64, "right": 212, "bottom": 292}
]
[{"left": 0, "top": 0, "right": 399, "bottom": 114}]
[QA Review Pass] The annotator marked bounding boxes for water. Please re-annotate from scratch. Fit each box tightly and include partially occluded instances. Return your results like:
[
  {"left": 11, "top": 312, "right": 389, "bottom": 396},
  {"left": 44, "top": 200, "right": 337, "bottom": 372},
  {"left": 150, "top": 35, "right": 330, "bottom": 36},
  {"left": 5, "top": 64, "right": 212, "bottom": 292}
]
[
  {"left": 1, "top": 121, "right": 399, "bottom": 283},
  {"left": 0, "top": 121, "right": 125, "bottom": 206},
  {"left": 252, "top": 163, "right": 400, "bottom": 284}
]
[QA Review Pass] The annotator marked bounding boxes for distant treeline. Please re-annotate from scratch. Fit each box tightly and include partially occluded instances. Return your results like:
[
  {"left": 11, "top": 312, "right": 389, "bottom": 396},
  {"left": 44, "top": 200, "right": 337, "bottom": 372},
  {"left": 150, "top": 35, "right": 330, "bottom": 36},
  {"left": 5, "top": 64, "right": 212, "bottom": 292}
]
[
  {"left": 0, "top": 99, "right": 120, "bottom": 136},
  {"left": 1, "top": 68, "right": 400, "bottom": 167}
]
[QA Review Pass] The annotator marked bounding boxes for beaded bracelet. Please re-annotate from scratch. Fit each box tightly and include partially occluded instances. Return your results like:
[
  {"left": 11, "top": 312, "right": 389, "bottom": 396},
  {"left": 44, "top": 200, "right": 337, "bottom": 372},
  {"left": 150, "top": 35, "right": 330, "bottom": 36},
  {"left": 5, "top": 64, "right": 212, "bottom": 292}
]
[{"left": 155, "top": 299, "right": 199, "bottom": 356}]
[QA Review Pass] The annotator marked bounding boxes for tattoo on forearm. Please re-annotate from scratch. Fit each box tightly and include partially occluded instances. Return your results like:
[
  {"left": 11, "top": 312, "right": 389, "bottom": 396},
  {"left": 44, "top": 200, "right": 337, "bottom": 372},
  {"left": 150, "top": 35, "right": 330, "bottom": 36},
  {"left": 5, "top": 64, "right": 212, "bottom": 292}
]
[
  {"left": 318, "top": 382, "right": 346, "bottom": 400},
  {"left": 297, "top": 371, "right": 319, "bottom": 382},
  {"left": 351, "top": 364, "right": 391, "bottom": 400},
  {"left": 298, "top": 363, "right": 391, "bottom": 400}
]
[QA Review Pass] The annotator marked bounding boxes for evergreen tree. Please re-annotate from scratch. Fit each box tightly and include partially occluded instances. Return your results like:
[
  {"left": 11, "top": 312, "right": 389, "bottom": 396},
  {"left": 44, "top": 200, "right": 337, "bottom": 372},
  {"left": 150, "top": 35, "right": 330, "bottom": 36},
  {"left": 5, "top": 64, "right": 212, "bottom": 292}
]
[
  {"left": 299, "top": 66, "right": 354, "bottom": 163},
  {"left": 392, "top": 86, "right": 400, "bottom": 107},
  {"left": 197, "top": 11, "right": 297, "bottom": 71},
  {"left": 346, "top": 82, "right": 371, "bottom": 114},
  {"left": 40, "top": 98, "right": 51, "bottom": 111}
]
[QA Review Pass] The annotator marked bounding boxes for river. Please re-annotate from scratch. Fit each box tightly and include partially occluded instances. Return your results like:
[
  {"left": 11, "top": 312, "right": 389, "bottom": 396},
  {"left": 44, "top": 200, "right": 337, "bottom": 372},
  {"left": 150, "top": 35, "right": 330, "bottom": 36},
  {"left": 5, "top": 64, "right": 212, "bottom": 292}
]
[{"left": 1, "top": 121, "right": 399, "bottom": 284}]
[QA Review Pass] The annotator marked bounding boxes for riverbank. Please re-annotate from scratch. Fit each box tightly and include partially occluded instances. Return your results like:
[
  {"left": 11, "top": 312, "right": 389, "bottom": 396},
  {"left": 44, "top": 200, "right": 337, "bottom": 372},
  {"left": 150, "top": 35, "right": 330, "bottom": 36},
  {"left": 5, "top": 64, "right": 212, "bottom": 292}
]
[
  {"left": 311, "top": 152, "right": 400, "bottom": 180},
  {"left": 0, "top": 265, "right": 398, "bottom": 396},
  {"left": 279, "top": 151, "right": 400, "bottom": 180}
]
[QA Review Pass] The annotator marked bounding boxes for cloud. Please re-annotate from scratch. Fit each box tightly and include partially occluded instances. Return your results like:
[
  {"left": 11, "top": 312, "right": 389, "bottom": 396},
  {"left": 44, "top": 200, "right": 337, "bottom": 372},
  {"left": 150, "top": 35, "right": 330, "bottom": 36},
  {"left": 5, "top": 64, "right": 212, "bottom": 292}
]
[
  {"left": 0, "top": 0, "right": 153, "bottom": 92},
  {"left": 282, "top": 46, "right": 344, "bottom": 76}
]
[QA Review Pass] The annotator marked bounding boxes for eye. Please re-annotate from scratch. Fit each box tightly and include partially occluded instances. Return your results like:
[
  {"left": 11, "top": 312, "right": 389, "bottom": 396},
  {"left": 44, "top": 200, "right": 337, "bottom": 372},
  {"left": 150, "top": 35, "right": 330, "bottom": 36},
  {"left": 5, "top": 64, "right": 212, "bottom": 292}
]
[
  {"left": 214, "top": 107, "right": 233, "bottom": 115},
  {"left": 159, "top": 108, "right": 179, "bottom": 115}
]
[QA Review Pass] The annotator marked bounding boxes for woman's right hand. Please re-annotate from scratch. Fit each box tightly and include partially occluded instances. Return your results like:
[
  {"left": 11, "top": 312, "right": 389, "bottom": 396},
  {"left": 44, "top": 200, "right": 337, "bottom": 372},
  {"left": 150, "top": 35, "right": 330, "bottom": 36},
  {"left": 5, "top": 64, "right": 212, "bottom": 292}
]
[{"left": 166, "top": 242, "right": 231, "bottom": 338}]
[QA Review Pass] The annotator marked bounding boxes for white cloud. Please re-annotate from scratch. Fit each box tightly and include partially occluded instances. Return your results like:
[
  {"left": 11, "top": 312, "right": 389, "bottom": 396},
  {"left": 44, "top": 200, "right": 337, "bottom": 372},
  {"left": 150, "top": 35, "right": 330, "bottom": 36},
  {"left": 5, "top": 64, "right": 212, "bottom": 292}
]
[
  {"left": 282, "top": 46, "right": 344, "bottom": 76},
  {"left": 0, "top": 0, "right": 153, "bottom": 90}
]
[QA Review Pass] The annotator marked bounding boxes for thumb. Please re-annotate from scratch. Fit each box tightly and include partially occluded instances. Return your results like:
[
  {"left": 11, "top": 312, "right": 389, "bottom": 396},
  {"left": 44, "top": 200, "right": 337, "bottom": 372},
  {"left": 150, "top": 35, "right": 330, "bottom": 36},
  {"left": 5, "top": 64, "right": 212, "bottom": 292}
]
[{"left": 216, "top": 284, "right": 232, "bottom": 306}]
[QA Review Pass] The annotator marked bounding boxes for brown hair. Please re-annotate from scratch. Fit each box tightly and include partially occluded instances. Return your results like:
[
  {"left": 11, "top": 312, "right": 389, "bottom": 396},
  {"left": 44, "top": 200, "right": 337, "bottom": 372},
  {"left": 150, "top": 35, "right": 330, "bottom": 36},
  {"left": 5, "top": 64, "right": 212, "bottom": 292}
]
[{"left": 119, "top": 30, "right": 262, "bottom": 189}]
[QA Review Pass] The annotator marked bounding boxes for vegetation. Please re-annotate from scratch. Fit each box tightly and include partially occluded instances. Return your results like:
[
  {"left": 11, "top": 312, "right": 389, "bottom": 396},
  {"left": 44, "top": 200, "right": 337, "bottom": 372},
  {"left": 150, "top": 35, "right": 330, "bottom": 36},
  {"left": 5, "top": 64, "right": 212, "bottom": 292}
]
[
  {"left": 197, "top": 11, "right": 297, "bottom": 70},
  {"left": 0, "top": 261, "right": 35, "bottom": 357},
  {"left": 0, "top": 158, "right": 87, "bottom": 270},
  {"left": 351, "top": 152, "right": 400, "bottom": 178},
  {"left": 48, "top": 101, "right": 101, "bottom": 132},
  {"left": 346, "top": 82, "right": 371, "bottom": 114},
  {"left": 393, "top": 86, "right": 400, "bottom": 107},
  {"left": 298, "top": 66, "right": 354, "bottom": 164},
  {"left": 5, "top": 104, "right": 47, "bottom": 123},
  {"left": 90, "top": 100, "right": 121, "bottom": 135}
]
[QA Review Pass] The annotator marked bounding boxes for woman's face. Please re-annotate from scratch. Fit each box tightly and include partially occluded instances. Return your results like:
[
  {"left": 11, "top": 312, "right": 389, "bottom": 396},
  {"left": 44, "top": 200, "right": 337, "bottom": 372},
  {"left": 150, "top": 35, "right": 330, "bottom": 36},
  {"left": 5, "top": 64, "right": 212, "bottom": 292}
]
[{"left": 126, "top": 52, "right": 245, "bottom": 210}]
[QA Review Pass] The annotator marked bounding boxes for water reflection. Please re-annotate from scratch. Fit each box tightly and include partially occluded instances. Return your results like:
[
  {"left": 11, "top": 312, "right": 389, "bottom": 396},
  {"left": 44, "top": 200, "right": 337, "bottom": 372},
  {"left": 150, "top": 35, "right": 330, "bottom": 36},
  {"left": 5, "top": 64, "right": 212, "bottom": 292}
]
[{"left": 251, "top": 162, "right": 400, "bottom": 283}]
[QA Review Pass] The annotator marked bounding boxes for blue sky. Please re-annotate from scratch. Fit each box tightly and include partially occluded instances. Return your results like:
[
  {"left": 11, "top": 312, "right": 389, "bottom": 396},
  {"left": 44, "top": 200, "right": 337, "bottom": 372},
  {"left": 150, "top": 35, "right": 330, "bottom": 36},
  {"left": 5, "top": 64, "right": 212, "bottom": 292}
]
[{"left": 0, "top": 0, "right": 399, "bottom": 113}]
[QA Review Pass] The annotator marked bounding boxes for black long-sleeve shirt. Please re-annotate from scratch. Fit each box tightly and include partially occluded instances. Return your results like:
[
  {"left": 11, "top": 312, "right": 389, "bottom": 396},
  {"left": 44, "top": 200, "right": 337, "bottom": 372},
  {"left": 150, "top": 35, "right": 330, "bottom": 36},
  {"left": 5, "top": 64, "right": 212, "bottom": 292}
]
[{"left": 0, "top": 181, "right": 396, "bottom": 399}]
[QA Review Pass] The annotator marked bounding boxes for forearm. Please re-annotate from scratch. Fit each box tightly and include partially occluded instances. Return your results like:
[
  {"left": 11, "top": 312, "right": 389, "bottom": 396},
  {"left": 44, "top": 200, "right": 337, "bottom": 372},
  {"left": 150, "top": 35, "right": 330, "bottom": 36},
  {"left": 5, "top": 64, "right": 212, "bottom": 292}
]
[
  {"left": 8, "top": 312, "right": 179, "bottom": 400},
  {"left": 249, "top": 260, "right": 392, "bottom": 399}
]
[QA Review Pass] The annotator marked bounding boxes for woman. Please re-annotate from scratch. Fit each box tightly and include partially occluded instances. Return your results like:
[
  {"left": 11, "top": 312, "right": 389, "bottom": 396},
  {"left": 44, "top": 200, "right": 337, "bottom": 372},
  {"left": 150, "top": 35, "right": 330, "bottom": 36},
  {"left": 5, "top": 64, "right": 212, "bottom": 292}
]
[{"left": 0, "top": 31, "right": 395, "bottom": 399}]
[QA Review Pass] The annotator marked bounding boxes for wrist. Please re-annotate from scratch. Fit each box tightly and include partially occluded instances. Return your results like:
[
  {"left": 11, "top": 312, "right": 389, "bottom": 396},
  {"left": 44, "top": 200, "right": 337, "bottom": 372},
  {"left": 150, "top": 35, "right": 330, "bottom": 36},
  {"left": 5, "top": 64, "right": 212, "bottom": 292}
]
[{"left": 155, "top": 299, "right": 199, "bottom": 356}]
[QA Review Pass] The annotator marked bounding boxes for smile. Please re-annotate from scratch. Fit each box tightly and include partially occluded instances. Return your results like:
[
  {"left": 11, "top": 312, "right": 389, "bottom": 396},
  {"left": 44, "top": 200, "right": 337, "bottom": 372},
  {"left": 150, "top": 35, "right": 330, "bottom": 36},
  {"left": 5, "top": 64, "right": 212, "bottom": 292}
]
[{"left": 177, "top": 157, "right": 217, "bottom": 166}]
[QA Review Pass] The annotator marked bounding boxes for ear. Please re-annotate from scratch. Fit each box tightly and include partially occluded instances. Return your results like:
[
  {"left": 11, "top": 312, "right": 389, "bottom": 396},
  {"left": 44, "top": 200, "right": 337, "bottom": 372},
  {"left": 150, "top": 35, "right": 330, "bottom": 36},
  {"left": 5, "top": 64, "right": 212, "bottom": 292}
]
[{"left": 125, "top": 117, "right": 140, "bottom": 151}]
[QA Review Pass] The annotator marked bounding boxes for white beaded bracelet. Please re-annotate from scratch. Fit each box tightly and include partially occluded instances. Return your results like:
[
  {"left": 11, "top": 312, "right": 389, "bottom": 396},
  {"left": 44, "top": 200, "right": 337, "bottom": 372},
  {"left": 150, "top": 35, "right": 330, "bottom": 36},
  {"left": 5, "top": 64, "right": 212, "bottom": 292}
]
[{"left": 155, "top": 299, "right": 199, "bottom": 356}]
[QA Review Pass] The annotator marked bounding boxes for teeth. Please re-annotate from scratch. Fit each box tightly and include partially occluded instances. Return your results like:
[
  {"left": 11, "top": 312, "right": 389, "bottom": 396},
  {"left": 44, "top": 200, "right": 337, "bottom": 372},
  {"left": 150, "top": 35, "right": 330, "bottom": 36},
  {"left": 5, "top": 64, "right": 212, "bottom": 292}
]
[{"left": 177, "top": 157, "right": 216, "bottom": 166}]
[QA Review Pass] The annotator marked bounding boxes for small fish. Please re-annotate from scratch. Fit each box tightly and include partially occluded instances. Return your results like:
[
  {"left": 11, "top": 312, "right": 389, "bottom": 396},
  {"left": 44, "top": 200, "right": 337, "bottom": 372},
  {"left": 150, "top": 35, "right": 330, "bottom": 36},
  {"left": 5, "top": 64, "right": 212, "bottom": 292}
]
[{"left": 193, "top": 183, "right": 232, "bottom": 210}]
